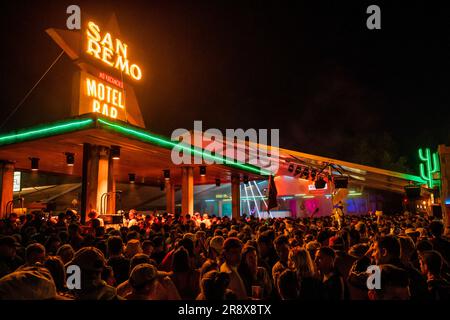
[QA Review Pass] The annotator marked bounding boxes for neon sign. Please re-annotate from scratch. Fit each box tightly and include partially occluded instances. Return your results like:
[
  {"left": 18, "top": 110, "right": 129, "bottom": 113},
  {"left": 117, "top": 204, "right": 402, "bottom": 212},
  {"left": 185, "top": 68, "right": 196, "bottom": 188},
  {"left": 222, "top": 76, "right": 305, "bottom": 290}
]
[
  {"left": 418, "top": 148, "right": 440, "bottom": 188},
  {"left": 78, "top": 72, "right": 127, "bottom": 121},
  {"left": 86, "top": 21, "right": 142, "bottom": 80}
]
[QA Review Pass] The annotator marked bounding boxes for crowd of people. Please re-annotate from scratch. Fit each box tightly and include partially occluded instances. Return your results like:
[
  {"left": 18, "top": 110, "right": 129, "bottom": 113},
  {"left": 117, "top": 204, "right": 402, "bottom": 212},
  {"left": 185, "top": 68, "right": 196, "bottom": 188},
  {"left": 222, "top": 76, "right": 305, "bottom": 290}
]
[{"left": 0, "top": 208, "right": 449, "bottom": 300}]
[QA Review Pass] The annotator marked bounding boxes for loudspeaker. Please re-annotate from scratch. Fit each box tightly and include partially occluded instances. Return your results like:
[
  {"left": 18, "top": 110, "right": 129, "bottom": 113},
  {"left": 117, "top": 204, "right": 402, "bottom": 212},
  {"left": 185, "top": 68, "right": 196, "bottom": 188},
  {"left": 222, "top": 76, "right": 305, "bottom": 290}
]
[
  {"left": 315, "top": 177, "right": 326, "bottom": 189},
  {"left": 431, "top": 205, "right": 443, "bottom": 219},
  {"left": 404, "top": 186, "right": 421, "bottom": 199},
  {"left": 334, "top": 177, "right": 348, "bottom": 189}
]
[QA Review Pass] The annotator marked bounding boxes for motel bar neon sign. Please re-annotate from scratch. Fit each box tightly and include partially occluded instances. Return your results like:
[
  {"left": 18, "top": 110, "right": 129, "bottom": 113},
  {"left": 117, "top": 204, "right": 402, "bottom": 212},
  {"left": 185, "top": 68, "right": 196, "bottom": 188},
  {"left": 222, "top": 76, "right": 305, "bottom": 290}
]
[
  {"left": 86, "top": 21, "right": 142, "bottom": 81},
  {"left": 85, "top": 75, "right": 125, "bottom": 119}
]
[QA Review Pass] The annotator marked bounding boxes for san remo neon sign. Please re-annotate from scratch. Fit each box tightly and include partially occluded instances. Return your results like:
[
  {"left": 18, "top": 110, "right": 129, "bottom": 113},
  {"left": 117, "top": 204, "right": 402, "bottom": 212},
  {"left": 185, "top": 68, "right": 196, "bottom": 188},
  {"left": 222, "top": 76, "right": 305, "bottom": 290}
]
[{"left": 85, "top": 21, "right": 142, "bottom": 81}]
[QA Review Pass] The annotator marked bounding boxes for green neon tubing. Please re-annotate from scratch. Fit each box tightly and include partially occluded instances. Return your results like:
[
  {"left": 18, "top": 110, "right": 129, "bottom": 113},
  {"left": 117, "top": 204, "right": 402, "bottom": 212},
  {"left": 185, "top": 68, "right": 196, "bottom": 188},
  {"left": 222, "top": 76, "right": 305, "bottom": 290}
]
[
  {"left": 97, "top": 118, "right": 271, "bottom": 175},
  {"left": 0, "top": 119, "right": 94, "bottom": 145},
  {"left": 418, "top": 148, "right": 440, "bottom": 188}
]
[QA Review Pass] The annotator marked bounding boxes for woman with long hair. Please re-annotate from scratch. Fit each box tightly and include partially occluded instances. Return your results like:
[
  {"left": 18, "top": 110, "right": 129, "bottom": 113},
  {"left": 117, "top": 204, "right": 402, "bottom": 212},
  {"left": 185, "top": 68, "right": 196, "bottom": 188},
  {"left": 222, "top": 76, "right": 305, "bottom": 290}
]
[
  {"left": 237, "top": 245, "right": 272, "bottom": 299},
  {"left": 288, "top": 247, "right": 324, "bottom": 299}
]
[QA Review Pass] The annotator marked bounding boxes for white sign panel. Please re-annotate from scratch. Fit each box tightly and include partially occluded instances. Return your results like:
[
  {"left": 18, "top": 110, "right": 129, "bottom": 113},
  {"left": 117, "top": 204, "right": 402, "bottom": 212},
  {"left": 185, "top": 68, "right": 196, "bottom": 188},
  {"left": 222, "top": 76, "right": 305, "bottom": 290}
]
[
  {"left": 308, "top": 183, "right": 327, "bottom": 191},
  {"left": 13, "top": 171, "right": 21, "bottom": 192}
]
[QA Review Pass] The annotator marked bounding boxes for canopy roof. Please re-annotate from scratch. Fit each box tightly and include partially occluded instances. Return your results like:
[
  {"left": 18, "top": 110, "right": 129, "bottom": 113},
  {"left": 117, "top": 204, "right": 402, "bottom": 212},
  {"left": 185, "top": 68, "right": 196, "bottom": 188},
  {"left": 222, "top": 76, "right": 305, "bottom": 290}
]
[{"left": 0, "top": 114, "right": 266, "bottom": 186}]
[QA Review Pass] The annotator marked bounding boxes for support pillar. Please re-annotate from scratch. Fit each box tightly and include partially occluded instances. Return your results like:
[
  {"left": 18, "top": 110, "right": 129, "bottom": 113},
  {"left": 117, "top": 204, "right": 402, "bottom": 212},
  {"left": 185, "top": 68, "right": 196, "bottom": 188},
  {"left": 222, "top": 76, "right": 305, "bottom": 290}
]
[
  {"left": 107, "top": 154, "right": 116, "bottom": 214},
  {"left": 438, "top": 145, "right": 450, "bottom": 235},
  {"left": 231, "top": 174, "right": 241, "bottom": 220},
  {"left": 80, "top": 144, "right": 110, "bottom": 224},
  {"left": 181, "top": 167, "right": 194, "bottom": 215},
  {"left": 165, "top": 180, "right": 175, "bottom": 213},
  {"left": 0, "top": 161, "right": 14, "bottom": 218}
]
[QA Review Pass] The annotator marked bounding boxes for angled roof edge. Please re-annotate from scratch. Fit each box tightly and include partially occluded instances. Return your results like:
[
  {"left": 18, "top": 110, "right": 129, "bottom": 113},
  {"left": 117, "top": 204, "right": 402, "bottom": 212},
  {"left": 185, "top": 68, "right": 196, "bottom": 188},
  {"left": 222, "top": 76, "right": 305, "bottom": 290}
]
[{"left": 0, "top": 114, "right": 270, "bottom": 176}]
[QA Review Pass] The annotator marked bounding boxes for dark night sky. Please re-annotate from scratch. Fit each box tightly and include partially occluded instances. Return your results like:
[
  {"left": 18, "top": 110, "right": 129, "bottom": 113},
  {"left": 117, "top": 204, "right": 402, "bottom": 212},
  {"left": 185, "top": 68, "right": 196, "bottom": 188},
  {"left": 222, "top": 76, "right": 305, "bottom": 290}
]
[{"left": 1, "top": 0, "right": 449, "bottom": 173}]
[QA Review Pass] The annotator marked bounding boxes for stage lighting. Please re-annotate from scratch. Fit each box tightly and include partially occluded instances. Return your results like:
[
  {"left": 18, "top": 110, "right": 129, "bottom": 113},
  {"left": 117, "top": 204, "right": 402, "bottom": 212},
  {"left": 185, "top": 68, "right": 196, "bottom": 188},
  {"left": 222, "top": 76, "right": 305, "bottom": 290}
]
[
  {"left": 163, "top": 169, "right": 170, "bottom": 180},
  {"left": 333, "top": 176, "right": 348, "bottom": 189},
  {"left": 111, "top": 145, "right": 121, "bottom": 160},
  {"left": 65, "top": 152, "right": 75, "bottom": 166},
  {"left": 129, "top": 173, "right": 136, "bottom": 184},
  {"left": 200, "top": 166, "right": 206, "bottom": 176},
  {"left": 215, "top": 178, "right": 221, "bottom": 187},
  {"left": 294, "top": 166, "right": 302, "bottom": 176},
  {"left": 243, "top": 175, "right": 249, "bottom": 184},
  {"left": 314, "top": 177, "right": 326, "bottom": 189},
  {"left": 30, "top": 157, "right": 39, "bottom": 171},
  {"left": 301, "top": 167, "right": 309, "bottom": 179},
  {"left": 288, "top": 163, "right": 294, "bottom": 173}
]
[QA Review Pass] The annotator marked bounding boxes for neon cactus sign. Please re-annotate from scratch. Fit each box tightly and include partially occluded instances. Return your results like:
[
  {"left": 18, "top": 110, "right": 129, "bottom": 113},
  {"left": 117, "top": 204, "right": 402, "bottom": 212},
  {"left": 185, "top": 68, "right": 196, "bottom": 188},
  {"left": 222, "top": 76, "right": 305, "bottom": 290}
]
[{"left": 418, "top": 148, "right": 440, "bottom": 188}]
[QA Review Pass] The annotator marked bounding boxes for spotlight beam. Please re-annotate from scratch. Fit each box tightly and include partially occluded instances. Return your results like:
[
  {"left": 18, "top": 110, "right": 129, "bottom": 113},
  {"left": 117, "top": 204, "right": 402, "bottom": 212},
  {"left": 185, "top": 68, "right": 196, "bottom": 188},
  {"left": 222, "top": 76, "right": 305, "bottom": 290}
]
[
  {"left": 243, "top": 183, "right": 252, "bottom": 218},
  {"left": 253, "top": 180, "right": 273, "bottom": 218},
  {"left": 248, "top": 182, "right": 260, "bottom": 218}
]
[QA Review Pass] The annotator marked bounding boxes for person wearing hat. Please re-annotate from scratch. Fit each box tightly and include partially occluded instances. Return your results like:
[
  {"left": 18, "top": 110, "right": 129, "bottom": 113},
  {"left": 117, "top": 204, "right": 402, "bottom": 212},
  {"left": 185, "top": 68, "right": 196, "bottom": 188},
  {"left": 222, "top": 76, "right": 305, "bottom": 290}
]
[
  {"left": 124, "top": 239, "right": 143, "bottom": 259},
  {"left": 0, "top": 236, "right": 23, "bottom": 279},
  {"left": 67, "top": 246, "right": 119, "bottom": 300},
  {"left": 199, "top": 236, "right": 224, "bottom": 278},
  {"left": 0, "top": 266, "right": 70, "bottom": 300},
  {"left": 124, "top": 263, "right": 158, "bottom": 300}
]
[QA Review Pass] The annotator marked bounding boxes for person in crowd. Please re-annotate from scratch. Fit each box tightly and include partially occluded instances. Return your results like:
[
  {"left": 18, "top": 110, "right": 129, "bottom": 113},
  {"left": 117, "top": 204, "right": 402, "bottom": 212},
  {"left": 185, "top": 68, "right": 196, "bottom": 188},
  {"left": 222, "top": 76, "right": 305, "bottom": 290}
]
[
  {"left": 169, "top": 247, "right": 200, "bottom": 299},
  {"left": 24, "top": 243, "right": 46, "bottom": 267},
  {"left": 368, "top": 264, "right": 410, "bottom": 300},
  {"left": 150, "top": 236, "right": 166, "bottom": 265},
  {"left": 197, "top": 270, "right": 236, "bottom": 300},
  {"left": 67, "top": 223, "right": 84, "bottom": 251},
  {"left": 124, "top": 239, "right": 143, "bottom": 259},
  {"left": 272, "top": 235, "right": 290, "bottom": 288},
  {"left": 428, "top": 221, "right": 450, "bottom": 263},
  {"left": 315, "top": 246, "right": 345, "bottom": 300},
  {"left": 142, "top": 240, "right": 154, "bottom": 256},
  {"left": 127, "top": 210, "right": 139, "bottom": 228},
  {"left": 67, "top": 247, "right": 119, "bottom": 300},
  {"left": 44, "top": 256, "right": 72, "bottom": 296},
  {"left": 124, "top": 263, "right": 158, "bottom": 300},
  {"left": 238, "top": 245, "right": 272, "bottom": 299},
  {"left": 256, "top": 231, "right": 278, "bottom": 271},
  {"left": 369, "top": 235, "right": 429, "bottom": 300},
  {"left": 56, "top": 244, "right": 75, "bottom": 265},
  {"left": 199, "top": 236, "right": 224, "bottom": 278},
  {"left": 106, "top": 236, "right": 130, "bottom": 285},
  {"left": 220, "top": 237, "right": 248, "bottom": 299},
  {"left": 0, "top": 266, "right": 69, "bottom": 300},
  {"left": 288, "top": 246, "right": 323, "bottom": 299},
  {"left": 0, "top": 236, "right": 23, "bottom": 278},
  {"left": 277, "top": 269, "right": 300, "bottom": 300},
  {"left": 419, "top": 250, "right": 450, "bottom": 300},
  {"left": 87, "top": 210, "right": 104, "bottom": 228}
]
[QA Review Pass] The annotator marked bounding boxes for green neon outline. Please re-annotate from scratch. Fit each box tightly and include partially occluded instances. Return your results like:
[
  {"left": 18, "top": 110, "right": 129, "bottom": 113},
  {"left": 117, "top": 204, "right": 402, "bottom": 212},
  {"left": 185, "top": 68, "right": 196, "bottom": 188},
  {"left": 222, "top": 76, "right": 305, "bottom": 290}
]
[
  {"left": 97, "top": 118, "right": 272, "bottom": 176},
  {"left": 0, "top": 119, "right": 94, "bottom": 145},
  {"left": 418, "top": 147, "right": 440, "bottom": 188}
]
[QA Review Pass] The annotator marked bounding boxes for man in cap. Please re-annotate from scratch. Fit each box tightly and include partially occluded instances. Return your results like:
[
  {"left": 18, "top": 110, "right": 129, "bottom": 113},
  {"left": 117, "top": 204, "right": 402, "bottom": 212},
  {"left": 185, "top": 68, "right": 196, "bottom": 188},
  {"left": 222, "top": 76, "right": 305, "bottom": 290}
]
[
  {"left": 0, "top": 236, "right": 23, "bottom": 278},
  {"left": 200, "top": 236, "right": 224, "bottom": 278},
  {"left": 67, "top": 246, "right": 119, "bottom": 300},
  {"left": 124, "top": 263, "right": 158, "bottom": 300},
  {"left": 0, "top": 266, "right": 68, "bottom": 300}
]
